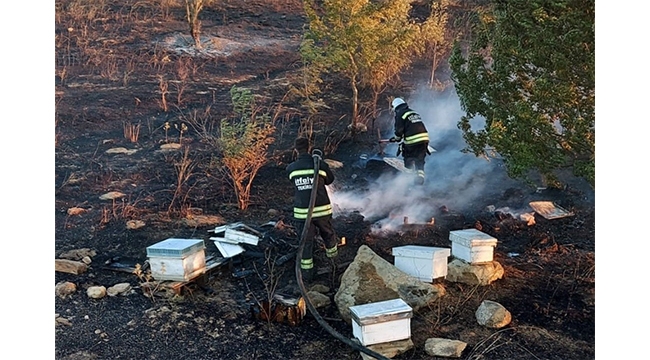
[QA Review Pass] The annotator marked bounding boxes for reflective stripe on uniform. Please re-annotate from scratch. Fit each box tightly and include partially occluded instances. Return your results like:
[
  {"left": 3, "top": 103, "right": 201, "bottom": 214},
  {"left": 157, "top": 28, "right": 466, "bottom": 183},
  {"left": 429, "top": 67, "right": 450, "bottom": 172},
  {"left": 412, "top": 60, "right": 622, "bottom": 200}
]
[
  {"left": 294, "top": 204, "right": 333, "bottom": 219},
  {"left": 300, "top": 258, "right": 314, "bottom": 270},
  {"left": 417, "top": 170, "right": 425, "bottom": 177},
  {"left": 404, "top": 132, "right": 429, "bottom": 144},
  {"left": 289, "top": 169, "right": 328, "bottom": 179},
  {"left": 401, "top": 111, "right": 417, "bottom": 120},
  {"left": 326, "top": 246, "right": 338, "bottom": 258}
]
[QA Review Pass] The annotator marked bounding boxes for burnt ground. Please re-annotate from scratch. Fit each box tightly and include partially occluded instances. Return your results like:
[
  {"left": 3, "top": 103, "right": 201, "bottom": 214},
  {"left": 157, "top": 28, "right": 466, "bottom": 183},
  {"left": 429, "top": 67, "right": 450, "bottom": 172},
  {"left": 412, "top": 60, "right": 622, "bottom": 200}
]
[{"left": 51, "top": 1, "right": 595, "bottom": 359}]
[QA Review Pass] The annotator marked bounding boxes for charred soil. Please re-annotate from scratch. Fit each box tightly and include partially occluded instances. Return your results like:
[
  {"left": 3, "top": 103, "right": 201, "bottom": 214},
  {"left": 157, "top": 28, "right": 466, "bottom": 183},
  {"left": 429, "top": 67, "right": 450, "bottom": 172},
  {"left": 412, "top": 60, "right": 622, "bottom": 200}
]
[{"left": 55, "top": 1, "right": 595, "bottom": 359}]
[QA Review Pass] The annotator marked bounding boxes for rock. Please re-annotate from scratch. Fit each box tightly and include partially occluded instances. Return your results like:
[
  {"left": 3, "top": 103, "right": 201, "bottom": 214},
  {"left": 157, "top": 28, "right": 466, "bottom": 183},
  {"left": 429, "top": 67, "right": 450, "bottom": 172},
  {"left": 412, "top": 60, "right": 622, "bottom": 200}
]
[
  {"left": 309, "top": 284, "right": 329, "bottom": 294},
  {"left": 56, "top": 315, "right": 73, "bottom": 327},
  {"left": 107, "top": 283, "right": 132, "bottom": 297},
  {"left": 55, "top": 259, "right": 88, "bottom": 275},
  {"left": 99, "top": 191, "right": 126, "bottom": 200},
  {"left": 334, "top": 245, "right": 445, "bottom": 324},
  {"left": 67, "top": 207, "right": 86, "bottom": 216},
  {"left": 55, "top": 281, "right": 77, "bottom": 298},
  {"left": 81, "top": 256, "right": 92, "bottom": 265},
  {"left": 307, "top": 291, "right": 331, "bottom": 309},
  {"left": 160, "top": 143, "right": 182, "bottom": 150},
  {"left": 105, "top": 147, "right": 138, "bottom": 155},
  {"left": 359, "top": 338, "right": 414, "bottom": 360},
  {"left": 475, "top": 300, "right": 512, "bottom": 329},
  {"left": 87, "top": 286, "right": 107, "bottom": 299},
  {"left": 59, "top": 248, "right": 97, "bottom": 261},
  {"left": 446, "top": 259, "right": 504, "bottom": 286},
  {"left": 424, "top": 338, "right": 467, "bottom": 358},
  {"left": 126, "top": 220, "right": 146, "bottom": 230},
  {"left": 267, "top": 209, "right": 279, "bottom": 217}
]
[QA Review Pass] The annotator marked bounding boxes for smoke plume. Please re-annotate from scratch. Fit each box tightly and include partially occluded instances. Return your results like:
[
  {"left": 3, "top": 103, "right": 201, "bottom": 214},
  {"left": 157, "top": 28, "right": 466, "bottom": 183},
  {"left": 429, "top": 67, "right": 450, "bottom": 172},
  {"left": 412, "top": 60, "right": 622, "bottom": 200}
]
[{"left": 329, "top": 85, "right": 523, "bottom": 232}]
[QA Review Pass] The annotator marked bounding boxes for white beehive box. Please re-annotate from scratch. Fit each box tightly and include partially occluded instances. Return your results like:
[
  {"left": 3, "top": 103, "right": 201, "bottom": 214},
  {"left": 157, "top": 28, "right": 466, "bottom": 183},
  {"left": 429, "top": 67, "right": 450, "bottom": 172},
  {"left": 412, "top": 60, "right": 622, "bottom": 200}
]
[
  {"left": 449, "top": 229, "right": 498, "bottom": 264},
  {"left": 146, "top": 238, "right": 206, "bottom": 281},
  {"left": 349, "top": 298, "right": 412, "bottom": 346},
  {"left": 392, "top": 245, "right": 451, "bottom": 282}
]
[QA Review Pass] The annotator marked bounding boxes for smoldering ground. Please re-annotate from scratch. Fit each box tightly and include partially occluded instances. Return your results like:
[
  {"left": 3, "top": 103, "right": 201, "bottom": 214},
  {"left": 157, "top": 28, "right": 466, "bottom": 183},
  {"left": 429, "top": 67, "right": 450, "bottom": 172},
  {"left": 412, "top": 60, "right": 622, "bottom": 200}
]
[{"left": 329, "top": 86, "right": 525, "bottom": 232}]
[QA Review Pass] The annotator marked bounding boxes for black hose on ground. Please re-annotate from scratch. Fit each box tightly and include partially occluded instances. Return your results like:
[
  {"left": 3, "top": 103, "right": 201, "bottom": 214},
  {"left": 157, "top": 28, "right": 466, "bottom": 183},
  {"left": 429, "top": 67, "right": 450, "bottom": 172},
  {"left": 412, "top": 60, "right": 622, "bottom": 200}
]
[{"left": 295, "top": 149, "right": 391, "bottom": 360}]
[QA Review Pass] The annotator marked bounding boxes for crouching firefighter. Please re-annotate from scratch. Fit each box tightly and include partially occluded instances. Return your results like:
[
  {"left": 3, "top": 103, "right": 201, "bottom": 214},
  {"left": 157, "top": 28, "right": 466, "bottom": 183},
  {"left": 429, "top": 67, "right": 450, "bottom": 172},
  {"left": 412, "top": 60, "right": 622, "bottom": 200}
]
[
  {"left": 286, "top": 137, "right": 339, "bottom": 282},
  {"left": 389, "top": 97, "right": 431, "bottom": 185}
]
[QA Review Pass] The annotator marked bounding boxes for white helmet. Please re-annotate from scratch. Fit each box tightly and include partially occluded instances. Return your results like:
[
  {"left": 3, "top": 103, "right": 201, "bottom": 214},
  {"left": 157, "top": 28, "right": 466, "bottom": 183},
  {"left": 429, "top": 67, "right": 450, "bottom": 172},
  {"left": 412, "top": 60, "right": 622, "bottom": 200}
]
[{"left": 391, "top": 97, "right": 406, "bottom": 110}]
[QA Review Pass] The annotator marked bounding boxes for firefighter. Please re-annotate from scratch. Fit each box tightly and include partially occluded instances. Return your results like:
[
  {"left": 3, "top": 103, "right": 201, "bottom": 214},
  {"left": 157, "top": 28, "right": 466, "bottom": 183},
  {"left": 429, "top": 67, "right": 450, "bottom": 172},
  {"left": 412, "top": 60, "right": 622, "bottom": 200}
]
[
  {"left": 389, "top": 97, "right": 430, "bottom": 185},
  {"left": 286, "top": 137, "right": 339, "bottom": 282}
]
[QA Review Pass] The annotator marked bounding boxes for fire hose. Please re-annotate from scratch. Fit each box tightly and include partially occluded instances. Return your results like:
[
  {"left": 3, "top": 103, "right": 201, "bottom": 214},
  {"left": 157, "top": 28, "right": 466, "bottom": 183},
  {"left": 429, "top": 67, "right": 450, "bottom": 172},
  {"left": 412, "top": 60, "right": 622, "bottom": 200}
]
[{"left": 295, "top": 149, "right": 391, "bottom": 360}]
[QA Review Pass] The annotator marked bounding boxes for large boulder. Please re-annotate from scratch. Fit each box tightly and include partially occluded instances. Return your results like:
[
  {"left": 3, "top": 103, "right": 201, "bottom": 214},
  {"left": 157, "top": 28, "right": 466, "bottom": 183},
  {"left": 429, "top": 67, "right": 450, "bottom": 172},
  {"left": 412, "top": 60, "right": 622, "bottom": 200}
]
[{"left": 334, "top": 245, "right": 445, "bottom": 324}]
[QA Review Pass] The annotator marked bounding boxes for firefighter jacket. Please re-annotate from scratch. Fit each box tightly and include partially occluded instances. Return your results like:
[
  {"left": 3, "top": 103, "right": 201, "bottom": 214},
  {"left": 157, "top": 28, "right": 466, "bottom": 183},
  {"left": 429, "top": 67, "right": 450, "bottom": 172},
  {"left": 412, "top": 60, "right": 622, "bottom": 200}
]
[
  {"left": 394, "top": 104, "right": 429, "bottom": 145},
  {"left": 286, "top": 153, "right": 335, "bottom": 220}
]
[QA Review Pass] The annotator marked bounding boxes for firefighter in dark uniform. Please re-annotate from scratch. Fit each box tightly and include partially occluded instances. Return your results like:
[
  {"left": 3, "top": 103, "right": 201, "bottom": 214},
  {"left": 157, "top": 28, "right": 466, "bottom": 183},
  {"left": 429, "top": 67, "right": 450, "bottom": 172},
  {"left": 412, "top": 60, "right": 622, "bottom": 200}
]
[
  {"left": 389, "top": 97, "right": 430, "bottom": 185},
  {"left": 286, "top": 137, "right": 338, "bottom": 282}
]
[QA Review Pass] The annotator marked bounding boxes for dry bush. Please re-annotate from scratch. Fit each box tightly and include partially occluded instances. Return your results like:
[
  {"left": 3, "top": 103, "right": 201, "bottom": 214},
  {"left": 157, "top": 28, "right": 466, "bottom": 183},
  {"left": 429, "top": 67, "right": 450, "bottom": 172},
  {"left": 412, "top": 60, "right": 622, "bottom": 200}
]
[
  {"left": 173, "top": 57, "right": 192, "bottom": 106},
  {"left": 99, "top": 54, "right": 120, "bottom": 82},
  {"left": 130, "top": 0, "right": 160, "bottom": 22},
  {"left": 217, "top": 86, "right": 275, "bottom": 210},
  {"left": 422, "top": 283, "right": 488, "bottom": 329},
  {"left": 123, "top": 122, "right": 141, "bottom": 143},
  {"left": 168, "top": 146, "right": 197, "bottom": 214},
  {"left": 158, "top": 75, "right": 169, "bottom": 112},
  {"left": 64, "top": 0, "right": 109, "bottom": 24},
  {"left": 180, "top": 105, "right": 219, "bottom": 145},
  {"left": 185, "top": 0, "right": 215, "bottom": 49},
  {"left": 246, "top": 247, "right": 286, "bottom": 327},
  {"left": 99, "top": 197, "right": 143, "bottom": 227},
  {"left": 149, "top": 45, "right": 171, "bottom": 72},
  {"left": 122, "top": 57, "right": 136, "bottom": 87}
]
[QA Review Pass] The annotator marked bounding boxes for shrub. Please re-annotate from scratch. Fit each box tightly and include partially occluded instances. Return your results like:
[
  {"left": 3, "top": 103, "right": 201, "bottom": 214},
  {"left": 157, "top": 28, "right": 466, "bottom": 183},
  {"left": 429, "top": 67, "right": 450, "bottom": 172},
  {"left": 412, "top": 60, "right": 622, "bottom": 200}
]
[{"left": 218, "top": 86, "right": 275, "bottom": 210}]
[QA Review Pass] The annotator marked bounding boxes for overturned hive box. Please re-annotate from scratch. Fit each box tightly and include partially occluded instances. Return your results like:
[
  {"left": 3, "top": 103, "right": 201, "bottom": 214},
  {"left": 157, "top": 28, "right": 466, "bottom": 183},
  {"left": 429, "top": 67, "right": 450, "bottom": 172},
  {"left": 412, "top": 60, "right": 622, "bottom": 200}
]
[
  {"left": 449, "top": 229, "right": 498, "bottom": 264},
  {"left": 349, "top": 298, "right": 412, "bottom": 346},
  {"left": 146, "top": 238, "right": 206, "bottom": 281},
  {"left": 392, "top": 245, "right": 450, "bottom": 282}
]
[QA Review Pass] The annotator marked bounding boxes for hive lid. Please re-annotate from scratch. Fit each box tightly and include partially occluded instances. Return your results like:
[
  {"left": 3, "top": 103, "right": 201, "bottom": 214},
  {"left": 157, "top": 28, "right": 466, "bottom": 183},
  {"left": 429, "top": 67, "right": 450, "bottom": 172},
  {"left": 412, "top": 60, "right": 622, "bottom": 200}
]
[
  {"left": 392, "top": 245, "right": 450, "bottom": 259},
  {"left": 449, "top": 229, "right": 497, "bottom": 247},
  {"left": 350, "top": 298, "right": 412, "bottom": 325},
  {"left": 213, "top": 240, "right": 245, "bottom": 258},
  {"left": 529, "top": 201, "right": 575, "bottom": 219},
  {"left": 146, "top": 238, "right": 205, "bottom": 258}
]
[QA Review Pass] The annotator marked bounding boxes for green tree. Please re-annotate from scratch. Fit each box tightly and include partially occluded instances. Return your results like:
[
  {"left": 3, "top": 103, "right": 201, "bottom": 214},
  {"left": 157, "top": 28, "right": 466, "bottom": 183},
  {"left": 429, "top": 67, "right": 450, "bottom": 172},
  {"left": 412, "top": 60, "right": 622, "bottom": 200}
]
[
  {"left": 217, "top": 86, "right": 275, "bottom": 210},
  {"left": 420, "top": 0, "right": 451, "bottom": 87},
  {"left": 303, "top": 0, "right": 421, "bottom": 127},
  {"left": 287, "top": 37, "right": 331, "bottom": 137},
  {"left": 450, "top": 0, "right": 594, "bottom": 187}
]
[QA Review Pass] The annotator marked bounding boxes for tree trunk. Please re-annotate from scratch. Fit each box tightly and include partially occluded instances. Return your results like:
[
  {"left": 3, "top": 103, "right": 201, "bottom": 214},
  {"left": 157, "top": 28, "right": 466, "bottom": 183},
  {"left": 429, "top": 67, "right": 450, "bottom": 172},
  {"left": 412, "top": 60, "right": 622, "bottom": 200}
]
[
  {"left": 191, "top": 21, "right": 202, "bottom": 49},
  {"left": 430, "top": 42, "right": 438, "bottom": 86},
  {"left": 351, "top": 76, "right": 358, "bottom": 127}
]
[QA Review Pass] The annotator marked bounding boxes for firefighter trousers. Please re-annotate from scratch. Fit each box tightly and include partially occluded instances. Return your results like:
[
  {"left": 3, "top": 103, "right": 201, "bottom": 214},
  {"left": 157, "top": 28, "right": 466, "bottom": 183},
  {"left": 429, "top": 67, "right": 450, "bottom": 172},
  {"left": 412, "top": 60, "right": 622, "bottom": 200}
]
[{"left": 295, "top": 215, "right": 338, "bottom": 273}]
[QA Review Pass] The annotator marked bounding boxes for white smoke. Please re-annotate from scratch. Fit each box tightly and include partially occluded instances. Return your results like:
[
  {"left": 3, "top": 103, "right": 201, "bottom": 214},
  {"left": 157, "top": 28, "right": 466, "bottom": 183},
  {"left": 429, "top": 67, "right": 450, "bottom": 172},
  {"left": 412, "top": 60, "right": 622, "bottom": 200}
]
[{"left": 329, "top": 85, "right": 523, "bottom": 233}]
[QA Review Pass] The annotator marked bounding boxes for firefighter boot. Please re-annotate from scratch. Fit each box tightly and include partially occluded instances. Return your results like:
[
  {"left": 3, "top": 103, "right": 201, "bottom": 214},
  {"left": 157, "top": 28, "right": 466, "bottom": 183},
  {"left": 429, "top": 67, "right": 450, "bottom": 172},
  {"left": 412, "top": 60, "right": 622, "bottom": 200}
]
[
  {"left": 415, "top": 170, "right": 425, "bottom": 185},
  {"left": 301, "top": 268, "right": 314, "bottom": 283}
]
